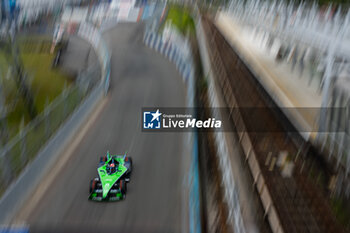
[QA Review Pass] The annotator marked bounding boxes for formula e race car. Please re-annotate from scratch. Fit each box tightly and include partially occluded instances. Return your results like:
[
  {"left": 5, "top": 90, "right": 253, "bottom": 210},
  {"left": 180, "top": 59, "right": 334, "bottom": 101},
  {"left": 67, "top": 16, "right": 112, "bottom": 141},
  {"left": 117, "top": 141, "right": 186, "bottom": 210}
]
[{"left": 89, "top": 152, "right": 132, "bottom": 201}]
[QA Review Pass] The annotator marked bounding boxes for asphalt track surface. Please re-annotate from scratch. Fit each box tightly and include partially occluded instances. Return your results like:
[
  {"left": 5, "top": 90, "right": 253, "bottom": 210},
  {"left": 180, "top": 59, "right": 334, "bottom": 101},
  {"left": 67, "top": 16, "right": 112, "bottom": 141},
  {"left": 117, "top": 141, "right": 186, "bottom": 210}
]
[{"left": 13, "top": 23, "right": 188, "bottom": 233}]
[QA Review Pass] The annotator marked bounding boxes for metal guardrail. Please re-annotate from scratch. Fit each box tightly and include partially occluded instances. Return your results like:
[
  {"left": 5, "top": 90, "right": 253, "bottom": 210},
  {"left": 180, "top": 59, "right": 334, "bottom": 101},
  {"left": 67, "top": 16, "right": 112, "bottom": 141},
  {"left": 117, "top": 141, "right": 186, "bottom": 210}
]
[
  {"left": 0, "top": 21, "right": 110, "bottom": 209},
  {"left": 0, "top": 71, "right": 97, "bottom": 195},
  {"left": 0, "top": 81, "right": 104, "bottom": 224},
  {"left": 0, "top": 85, "right": 73, "bottom": 185}
]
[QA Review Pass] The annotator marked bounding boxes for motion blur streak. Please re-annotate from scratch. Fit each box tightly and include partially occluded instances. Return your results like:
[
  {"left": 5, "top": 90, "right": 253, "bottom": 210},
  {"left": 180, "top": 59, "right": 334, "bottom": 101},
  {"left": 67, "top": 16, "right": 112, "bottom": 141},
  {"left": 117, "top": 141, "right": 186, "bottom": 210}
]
[{"left": 12, "top": 23, "right": 188, "bottom": 232}]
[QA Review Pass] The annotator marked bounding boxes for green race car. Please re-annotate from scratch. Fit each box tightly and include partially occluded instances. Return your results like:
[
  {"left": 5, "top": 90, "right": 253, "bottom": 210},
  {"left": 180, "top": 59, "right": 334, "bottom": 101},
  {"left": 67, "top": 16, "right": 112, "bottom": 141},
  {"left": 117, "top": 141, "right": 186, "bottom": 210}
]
[{"left": 89, "top": 152, "right": 132, "bottom": 201}]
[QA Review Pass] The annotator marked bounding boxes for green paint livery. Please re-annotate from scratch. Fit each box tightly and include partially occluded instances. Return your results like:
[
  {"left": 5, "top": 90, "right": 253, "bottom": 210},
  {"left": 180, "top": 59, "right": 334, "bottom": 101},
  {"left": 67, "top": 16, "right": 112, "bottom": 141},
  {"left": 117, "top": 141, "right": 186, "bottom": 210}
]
[
  {"left": 98, "top": 157, "right": 127, "bottom": 198},
  {"left": 89, "top": 152, "right": 132, "bottom": 202}
]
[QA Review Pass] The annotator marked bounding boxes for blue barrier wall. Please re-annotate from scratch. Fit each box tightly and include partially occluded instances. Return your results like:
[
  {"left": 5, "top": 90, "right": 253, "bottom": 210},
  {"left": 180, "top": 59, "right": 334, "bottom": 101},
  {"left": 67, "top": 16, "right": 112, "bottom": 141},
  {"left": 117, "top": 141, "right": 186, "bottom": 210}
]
[{"left": 143, "top": 30, "right": 201, "bottom": 233}]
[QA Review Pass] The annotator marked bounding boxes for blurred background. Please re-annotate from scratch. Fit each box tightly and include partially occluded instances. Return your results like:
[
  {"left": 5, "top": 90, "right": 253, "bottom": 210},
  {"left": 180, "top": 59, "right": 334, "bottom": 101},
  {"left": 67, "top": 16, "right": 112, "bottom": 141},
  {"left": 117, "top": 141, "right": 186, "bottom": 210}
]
[{"left": 0, "top": 0, "right": 349, "bottom": 232}]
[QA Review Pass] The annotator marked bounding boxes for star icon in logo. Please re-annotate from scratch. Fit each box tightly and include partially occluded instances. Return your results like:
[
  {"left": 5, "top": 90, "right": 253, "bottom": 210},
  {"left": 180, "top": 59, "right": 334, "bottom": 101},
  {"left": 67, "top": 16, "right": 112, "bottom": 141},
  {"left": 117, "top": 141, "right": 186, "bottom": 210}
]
[{"left": 151, "top": 109, "right": 162, "bottom": 122}]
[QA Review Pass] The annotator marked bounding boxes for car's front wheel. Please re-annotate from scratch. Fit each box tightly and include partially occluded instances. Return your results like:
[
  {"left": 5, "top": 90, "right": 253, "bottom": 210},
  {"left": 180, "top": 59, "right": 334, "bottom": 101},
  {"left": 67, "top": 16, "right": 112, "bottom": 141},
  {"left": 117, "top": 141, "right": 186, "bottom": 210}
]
[
  {"left": 89, "top": 178, "right": 100, "bottom": 193},
  {"left": 99, "top": 156, "right": 107, "bottom": 166},
  {"left": 89, "top": 179, "right": 95, "bottom": 193}
]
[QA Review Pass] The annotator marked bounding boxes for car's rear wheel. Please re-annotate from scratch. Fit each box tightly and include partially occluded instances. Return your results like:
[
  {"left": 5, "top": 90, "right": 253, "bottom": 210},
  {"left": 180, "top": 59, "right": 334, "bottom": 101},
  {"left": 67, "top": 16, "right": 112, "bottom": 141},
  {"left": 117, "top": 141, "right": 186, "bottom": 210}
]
[
  {"left": 124, "top": 157, "right": 132, "bottom": 183},
  {"left": 119, "top": 179, "right": 127, "bottom": 196}
]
